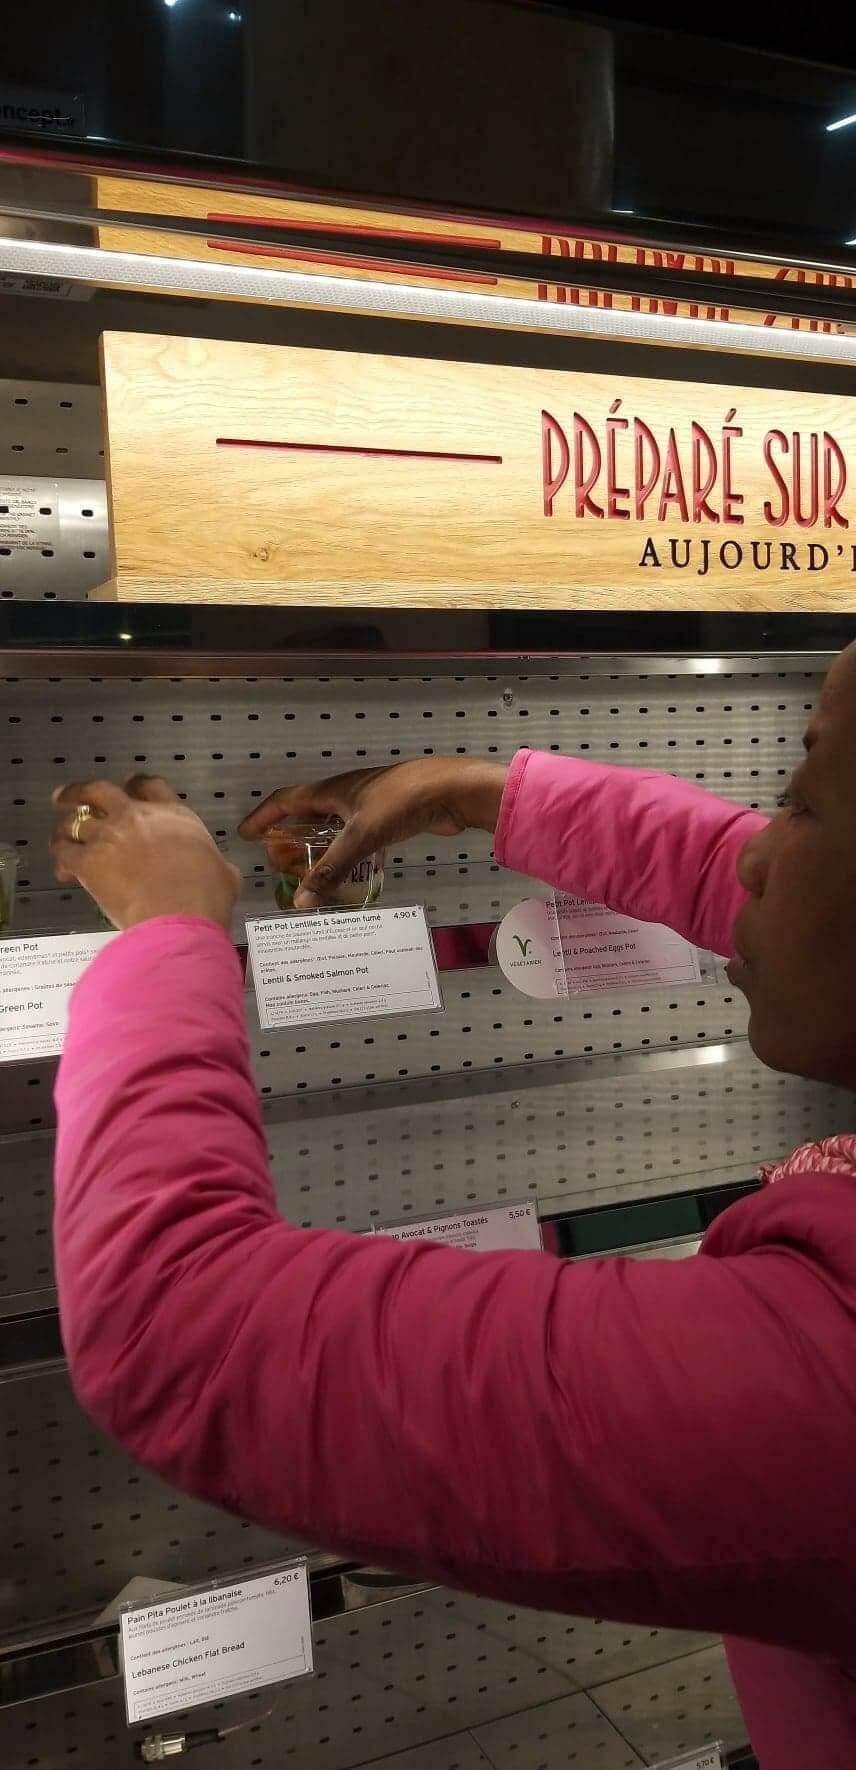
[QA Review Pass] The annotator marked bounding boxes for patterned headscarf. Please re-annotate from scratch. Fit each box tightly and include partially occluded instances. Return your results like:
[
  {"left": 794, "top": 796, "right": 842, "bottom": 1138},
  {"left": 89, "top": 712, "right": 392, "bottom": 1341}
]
[{"left": 761, "top": 1135, "right": 856, "bottom": 1185}]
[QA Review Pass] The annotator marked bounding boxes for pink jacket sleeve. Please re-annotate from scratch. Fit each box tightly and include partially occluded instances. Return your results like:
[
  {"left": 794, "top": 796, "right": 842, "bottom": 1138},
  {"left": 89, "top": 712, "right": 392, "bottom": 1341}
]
[
  {"left": 495, "top": 750, "right": 766, "bottom": 956},
  {"left": 56, "top": 765, "right": 823, "bottom": 1648}
]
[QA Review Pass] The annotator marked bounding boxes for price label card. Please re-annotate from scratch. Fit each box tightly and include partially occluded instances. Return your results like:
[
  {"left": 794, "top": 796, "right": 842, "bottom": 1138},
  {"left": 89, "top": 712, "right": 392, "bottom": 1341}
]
[
  {"left": 121, "top": 1563, "right": 313, "bottom": 1724},
  {"left": 552, "top": 893, "right": 702, "bottom": 995},
  {"left": 0, "top": 478, "right": 62, "bottom": 551},
  {"left": 0, "top": 274, "right": 93, "bottom": 302},
  {"left": 0, "top": 932, "right": 116, "bottom": 1062},
  {"left": 495, "top": 898, "right": 700, "bottom": 999},
  {"left": 375, "top": 1199, "right": 543, "bottom": 1253},
  {"left": 246, "top": 907, "right": 442, "bottom": 1029},
  {"left": 651, "top": 1746, "right": 723, "bottom": 1770}
]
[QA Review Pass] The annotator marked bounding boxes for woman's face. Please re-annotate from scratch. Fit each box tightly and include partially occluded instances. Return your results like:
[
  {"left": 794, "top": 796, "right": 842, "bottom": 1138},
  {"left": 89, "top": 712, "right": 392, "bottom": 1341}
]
[{"left": 731, "top": 641, "right": 856, "bottom": 1088}]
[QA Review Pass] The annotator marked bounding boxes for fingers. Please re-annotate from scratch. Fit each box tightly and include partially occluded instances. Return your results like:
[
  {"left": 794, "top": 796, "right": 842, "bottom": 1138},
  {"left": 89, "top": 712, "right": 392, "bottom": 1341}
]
[
  {"left": 51, "top": 798, "right": 107, "bottom": 884},
  {"left": 238, "top": 784, "right": 324, "bottom": 840},
  {"left": 239, "top": 772, "right": 375, "bottom": 841},
  {"left": 52, "top": 851, "right": 80, "bottom": 886},
  {"left": 52, "top": 776, "right": 180, "bottom": 817},
  {"left": 52, "top": 779, "right": 128, "bottom": 817},
  {"left": 293, "top": 824, "right": 368, "bottom": 911},
  {"left": 124, "top": 774, "right": 180, "bottom": 804},
  {"left": 54, "top": 806, "right": 102, "bottom": 845},
  {"left": 51, "top": 780, "right": 115, "bottom": 887},
  {"left": 51, "top": 829, "right": 100, "bottom": 886},
  {"left": 240, "top": 770, "right": 389, "bottom": 905}
]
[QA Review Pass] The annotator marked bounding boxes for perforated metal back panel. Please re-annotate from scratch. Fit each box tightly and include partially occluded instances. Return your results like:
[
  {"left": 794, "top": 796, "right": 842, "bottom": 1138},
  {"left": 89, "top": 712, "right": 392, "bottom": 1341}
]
[
  {"left": 3, "top": 671, "right": 812, "bottom": 908},
  {"left": 7, "top": 1054, "right": 852, "bottom": 1310},
  {"left": 0, "top": 380, "right": 108, "bottom": 601},
  {"left": 1, "top": 1365, "right": 292, "bottom": 1639},
  {"left": 0, "top": 382, "right": 103, "bottom": 480},
  {"left": 2, "top": 666, "right": 839, "bottom": 1287},
  {"left": 266, "top": 1059, "right": 851, "bottom": 1229},
  {"left": 0, "top": 1589, "right": 745, "bottom": 1769}
]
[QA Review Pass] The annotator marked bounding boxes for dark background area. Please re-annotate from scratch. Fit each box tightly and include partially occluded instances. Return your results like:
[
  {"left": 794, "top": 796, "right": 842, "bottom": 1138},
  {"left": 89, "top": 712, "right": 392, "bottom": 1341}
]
[
  {"left": 588, "top": 2, "right": 856, "bottom": 67},
  {"left": 1, "top": 2, "right": 855, "bottom": 258}
]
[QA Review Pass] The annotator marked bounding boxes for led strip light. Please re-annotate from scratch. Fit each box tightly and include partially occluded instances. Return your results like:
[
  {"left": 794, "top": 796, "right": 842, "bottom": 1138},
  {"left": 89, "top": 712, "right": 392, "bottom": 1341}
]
[{"left": 2, "top": 234, "right": 856, "bottom": 365}]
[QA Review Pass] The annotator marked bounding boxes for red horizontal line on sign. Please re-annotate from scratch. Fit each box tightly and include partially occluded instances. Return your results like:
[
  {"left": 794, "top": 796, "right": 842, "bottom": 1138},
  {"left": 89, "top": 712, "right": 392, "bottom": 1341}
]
[
  {"left": 207, "top": 236, "right": 499, "bottom": 284},
  {"left": 208, "top": 213, "right": 502, "bottom": 249},
  {"left": 216, "top": 439, "right": 504, "bottom": 464}
]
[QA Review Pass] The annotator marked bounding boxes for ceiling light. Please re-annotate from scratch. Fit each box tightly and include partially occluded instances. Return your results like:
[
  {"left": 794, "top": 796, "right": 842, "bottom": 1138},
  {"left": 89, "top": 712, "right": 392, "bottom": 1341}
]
[{"left": 826, "top": 111, "right": 856, "bottom": 132}]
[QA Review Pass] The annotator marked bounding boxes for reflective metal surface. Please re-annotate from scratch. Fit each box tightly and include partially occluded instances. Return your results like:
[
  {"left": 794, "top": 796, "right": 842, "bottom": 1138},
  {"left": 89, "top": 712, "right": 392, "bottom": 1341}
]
[
  {"left": 4, "top": 200, "right": 856, "bottom": 311},
  {"left": 0, "top": 638, "right": 844, "bottom": 676},
  {"left": 260, "top": 1039, "right": 748, "bottom": 1127},
  {"left": 2, "top": 234, "right": 856, "bottom": 362}
]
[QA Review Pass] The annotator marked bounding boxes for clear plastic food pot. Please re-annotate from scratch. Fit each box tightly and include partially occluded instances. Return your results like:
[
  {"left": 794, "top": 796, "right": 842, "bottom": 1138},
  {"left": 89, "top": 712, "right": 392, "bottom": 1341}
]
[{"left": 264, "top": 817, "right": 385, "bottom": 914}]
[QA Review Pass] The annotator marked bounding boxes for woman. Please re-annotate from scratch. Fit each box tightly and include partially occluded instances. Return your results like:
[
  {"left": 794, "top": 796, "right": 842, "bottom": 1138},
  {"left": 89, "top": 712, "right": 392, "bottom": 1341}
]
[{"left": 51, "top": 645, "right": 856, "bottom": 1770}]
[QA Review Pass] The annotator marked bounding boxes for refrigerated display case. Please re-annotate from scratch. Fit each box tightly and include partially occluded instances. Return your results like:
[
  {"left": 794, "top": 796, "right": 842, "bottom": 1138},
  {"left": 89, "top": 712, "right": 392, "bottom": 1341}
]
[{"left": 1, "top": 8, "right": 855, "bottom": 1765}]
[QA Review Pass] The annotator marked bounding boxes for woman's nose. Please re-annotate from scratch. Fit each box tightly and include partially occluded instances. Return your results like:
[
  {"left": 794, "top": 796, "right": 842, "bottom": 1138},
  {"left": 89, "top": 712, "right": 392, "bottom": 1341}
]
[{"left": 736, "top": 825, "right": 770, "bottom": 895}]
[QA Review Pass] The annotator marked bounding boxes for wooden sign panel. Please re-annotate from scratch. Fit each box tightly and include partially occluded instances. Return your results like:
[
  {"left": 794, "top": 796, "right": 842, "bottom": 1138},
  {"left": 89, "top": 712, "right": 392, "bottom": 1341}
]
[
  {"left": 98, "top": 331, "right": 856, "bottom": 610},
  {"left": 96, "top": 177, "right": 856, "bottom": 352}
]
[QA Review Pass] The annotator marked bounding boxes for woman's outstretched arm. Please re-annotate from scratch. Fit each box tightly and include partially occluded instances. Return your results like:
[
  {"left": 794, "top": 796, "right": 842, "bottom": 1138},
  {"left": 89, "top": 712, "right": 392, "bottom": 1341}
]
[
  {"left": 240, "top": 752, "right": 766, "bottom": 957},
  {"left": 494, "top": 751, "right": 765, "bottom": 958},
  {"left": 54, "top": 909, "right": 838, "bottom": 1652}
]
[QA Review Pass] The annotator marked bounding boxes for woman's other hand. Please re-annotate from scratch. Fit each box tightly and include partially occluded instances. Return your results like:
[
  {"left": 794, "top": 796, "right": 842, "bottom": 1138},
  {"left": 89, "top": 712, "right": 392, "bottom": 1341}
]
[
  {"left": 51, "top": 776, "right": 241, "bottom": 932},
  {"left": 238, "top": 758, "right": 508, "bottom": 910}
]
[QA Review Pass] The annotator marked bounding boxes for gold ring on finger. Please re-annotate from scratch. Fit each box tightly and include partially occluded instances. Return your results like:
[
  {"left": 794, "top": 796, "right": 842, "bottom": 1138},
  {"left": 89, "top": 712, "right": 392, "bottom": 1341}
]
[{"left": 70, "top": 803, "right": 93, "bottom": 843}]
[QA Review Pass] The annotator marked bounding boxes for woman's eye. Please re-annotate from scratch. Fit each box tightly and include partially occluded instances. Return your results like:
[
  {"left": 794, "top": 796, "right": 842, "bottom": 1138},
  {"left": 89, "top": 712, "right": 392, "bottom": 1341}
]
[{"left": 777, "top": 789, "right": 808, "bottom": 816}]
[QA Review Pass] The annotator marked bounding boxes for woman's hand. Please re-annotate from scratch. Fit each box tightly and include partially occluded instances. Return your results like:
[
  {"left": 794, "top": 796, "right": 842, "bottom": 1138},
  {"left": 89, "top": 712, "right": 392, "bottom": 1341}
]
[
  {"left": 52, "top": 776, "right": 241, "bottom": 932},
  {"left": 239, "top": 757, "right": 508, "bottom": 910}
]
